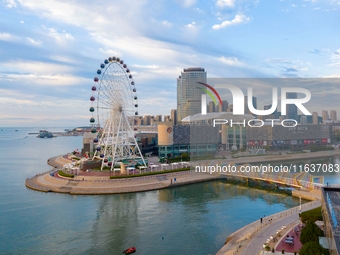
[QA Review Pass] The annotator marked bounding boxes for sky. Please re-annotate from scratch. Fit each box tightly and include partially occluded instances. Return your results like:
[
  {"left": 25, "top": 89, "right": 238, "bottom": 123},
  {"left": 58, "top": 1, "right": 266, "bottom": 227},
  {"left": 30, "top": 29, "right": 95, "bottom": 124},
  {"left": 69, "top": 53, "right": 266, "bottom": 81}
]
[{"left": 0, "top": 0, "right": 339, "bottom": 127}]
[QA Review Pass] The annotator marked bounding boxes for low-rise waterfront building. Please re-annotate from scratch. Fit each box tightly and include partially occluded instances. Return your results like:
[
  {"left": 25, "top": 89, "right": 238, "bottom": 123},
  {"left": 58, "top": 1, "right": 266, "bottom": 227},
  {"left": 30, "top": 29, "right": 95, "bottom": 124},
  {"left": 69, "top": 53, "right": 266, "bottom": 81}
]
[{"left": 158, "top": 122, "right": 219, "bottom": 158}]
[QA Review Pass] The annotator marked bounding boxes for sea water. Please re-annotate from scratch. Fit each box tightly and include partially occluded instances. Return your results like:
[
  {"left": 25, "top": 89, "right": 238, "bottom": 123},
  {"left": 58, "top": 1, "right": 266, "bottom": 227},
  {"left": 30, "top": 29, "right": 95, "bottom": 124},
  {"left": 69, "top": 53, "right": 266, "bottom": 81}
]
[{"left": 0, "top": 127, "right": 314, "bottom": 255}]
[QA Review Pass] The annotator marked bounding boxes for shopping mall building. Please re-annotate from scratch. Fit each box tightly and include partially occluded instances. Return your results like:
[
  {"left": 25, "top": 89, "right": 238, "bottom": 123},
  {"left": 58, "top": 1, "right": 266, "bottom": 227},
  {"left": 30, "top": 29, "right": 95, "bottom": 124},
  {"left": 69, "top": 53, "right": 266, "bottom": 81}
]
[{"left": 157, "top": 112, "right": 333, "bottom": 158}]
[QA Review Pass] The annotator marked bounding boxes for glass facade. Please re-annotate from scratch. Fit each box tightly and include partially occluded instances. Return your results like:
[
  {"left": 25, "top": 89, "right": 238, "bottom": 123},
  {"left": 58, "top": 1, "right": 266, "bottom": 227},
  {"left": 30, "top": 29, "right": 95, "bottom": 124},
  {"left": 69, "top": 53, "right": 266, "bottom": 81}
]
[
  {"left": 225, "top": 126, "right": 247, "bottom": 149},
  {"left": 158, "top": 143, "right": 217, "bottom": 158},
  {"left": 177, "top": 68, "right": 207, "bottom": 123}
]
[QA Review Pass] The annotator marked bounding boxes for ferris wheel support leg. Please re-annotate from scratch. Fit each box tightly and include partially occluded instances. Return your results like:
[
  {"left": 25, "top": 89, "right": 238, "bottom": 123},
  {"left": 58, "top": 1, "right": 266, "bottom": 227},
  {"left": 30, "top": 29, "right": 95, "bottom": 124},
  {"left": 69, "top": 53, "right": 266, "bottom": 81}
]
[
  {"left": 134, "top": 135, "right": 147, "bottom": 167},
  {"left": 101, "top": 120, "right": 112, "bottom": 171},
  {"left": 123, "top": 112, "right": 147, "bottom": 167},
  {"left": 112, "top": 111, "right": 124, "bottom": 171}
]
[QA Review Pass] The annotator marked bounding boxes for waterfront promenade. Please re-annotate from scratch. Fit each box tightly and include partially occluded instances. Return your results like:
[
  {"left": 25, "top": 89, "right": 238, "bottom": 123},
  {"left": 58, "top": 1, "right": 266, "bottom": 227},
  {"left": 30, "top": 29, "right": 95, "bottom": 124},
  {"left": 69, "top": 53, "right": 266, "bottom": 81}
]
[
  {"left": 26, "top": 149, "right": 339, "bottom": 195},
  {"left": 25, "top": 150, "right": 337, "bottom": 254},
  {"left": 26, "top": 169, "right": 220, "bottom": 194},
  {"left": 216, "top": 200, "right": 321, "bottom": 255}
]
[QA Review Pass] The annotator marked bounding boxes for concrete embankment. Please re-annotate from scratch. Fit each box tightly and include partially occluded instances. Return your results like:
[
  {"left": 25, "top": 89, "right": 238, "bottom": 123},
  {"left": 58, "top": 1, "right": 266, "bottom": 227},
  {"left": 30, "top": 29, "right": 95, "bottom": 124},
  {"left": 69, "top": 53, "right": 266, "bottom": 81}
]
[
  {"left": 26, "top": 149, "right": 338, "bottom": 195},
  {"left": 25, "top": 169, "right": 221, "bottom": 195},
  {"left": 216, "top": 200, "right": 321, "bottom": 255}
]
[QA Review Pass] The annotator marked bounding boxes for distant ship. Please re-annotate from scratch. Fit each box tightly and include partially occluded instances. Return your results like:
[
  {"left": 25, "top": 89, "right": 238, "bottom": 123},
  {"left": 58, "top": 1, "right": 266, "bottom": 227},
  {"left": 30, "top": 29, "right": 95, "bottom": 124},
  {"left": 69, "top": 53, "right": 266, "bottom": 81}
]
[{"left": 38, "top": 130, "right": 54, "bottom": 138}]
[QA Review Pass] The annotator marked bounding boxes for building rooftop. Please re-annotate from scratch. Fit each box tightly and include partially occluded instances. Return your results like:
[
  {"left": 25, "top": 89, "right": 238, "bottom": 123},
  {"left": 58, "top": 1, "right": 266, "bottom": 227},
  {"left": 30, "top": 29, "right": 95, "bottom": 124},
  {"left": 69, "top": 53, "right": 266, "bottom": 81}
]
[{"left": 183, "top": 67, "right": 205, "bottom": 72}]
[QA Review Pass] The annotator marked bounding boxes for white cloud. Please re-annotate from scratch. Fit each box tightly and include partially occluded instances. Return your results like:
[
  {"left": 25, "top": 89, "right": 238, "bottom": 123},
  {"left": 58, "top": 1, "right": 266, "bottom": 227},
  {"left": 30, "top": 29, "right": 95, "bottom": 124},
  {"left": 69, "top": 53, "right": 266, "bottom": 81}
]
[
  {"left": 98, "top": 48, "right": 121, "bottom": 57},
  {"left": 27, "top": 37, "right": 42, "bottom": 45},
  {"left": 216, "top": 0, "right": 235, "bottom": 8},
  {"left": 217, "top": 56, "right": 245, "bottom": 67},
  {"left": 0, "top": 87, "right": 89, "bottom": 126},
  {"left": 4, "top": 0, "right": 17, "bottom": 8},
  {"left": 329, "top": 49, "right": 340, "bottom": 66},
  {"left": 182, "top": 0, "right": 196, "bottom": 8},
  {"left": 161, "top": 20, "right": 172, "bottom": 27},
  {"left": 212, "top": 14, "right": 250, "bottom": 29},
  {"left": 0, "top": 60, "right": 88, "bottom": 87},
  {"left": 49, "top": 55, "right": 76, "bottom": 64},
  {"left": 0, "top": 33, "right": 16, "bottom": 41},
  {"left": 43, "top": 27, "right": 74, "bottom": 45},
  {"left": 185, "top": 21, "right": 196, "bottom": 29},
  {"left": 1, "top": 73, "right": 88, "bottom": 86},
  {"left": 2, "top": 60, "right": 74, "bottom": 75},
  {"left": 133, "top": 64, "right": 159, "bottom": 69}
]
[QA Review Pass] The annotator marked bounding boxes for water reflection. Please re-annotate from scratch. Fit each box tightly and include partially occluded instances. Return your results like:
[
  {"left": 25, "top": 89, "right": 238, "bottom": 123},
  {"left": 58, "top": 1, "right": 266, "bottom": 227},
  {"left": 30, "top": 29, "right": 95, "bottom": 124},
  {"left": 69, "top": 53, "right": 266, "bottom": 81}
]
[{"left": 86, "top": 180, "right": 300, "bottom": 255}]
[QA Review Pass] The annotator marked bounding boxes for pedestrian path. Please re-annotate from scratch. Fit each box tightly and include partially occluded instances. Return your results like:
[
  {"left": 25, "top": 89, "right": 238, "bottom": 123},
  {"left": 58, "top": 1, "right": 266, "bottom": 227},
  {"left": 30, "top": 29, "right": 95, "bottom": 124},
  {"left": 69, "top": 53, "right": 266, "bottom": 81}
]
[
  {"left": 216, "top": 200, "right": 320, "bottom": 255},
  {"left": 239, "top": 201, "right": 320, "bottom": 255}
]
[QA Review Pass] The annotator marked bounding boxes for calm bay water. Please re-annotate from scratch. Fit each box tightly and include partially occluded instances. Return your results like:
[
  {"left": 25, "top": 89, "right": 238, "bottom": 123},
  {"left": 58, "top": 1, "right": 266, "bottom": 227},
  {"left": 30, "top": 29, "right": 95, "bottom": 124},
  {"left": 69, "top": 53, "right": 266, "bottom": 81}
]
[{"left": 0, "top": 127, "right": 329, "bottom": 255}]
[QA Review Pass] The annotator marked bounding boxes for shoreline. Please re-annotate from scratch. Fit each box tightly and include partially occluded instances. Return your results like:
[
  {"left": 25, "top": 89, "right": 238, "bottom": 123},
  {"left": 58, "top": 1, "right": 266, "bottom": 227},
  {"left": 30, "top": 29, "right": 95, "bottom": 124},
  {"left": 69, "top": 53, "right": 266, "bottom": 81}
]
[
  {"left": 216, "top": 200, "right": 321, "bottom": 255},
  {"left": 25, "top": 149, "right": 340, "bottom": 195},
  {"left": 25, "top": 169, "right": 221, "bottom": 195},
  {"left": 24, "top": 150, "right": 333, "bottom": 254}
]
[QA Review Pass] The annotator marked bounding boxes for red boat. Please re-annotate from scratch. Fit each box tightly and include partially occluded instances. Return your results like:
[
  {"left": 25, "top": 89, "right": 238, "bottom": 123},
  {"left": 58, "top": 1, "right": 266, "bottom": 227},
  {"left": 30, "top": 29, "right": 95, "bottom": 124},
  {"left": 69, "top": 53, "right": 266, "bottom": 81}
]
[{"left": 123, "top": 247, "right": 136, "bottom": 254}]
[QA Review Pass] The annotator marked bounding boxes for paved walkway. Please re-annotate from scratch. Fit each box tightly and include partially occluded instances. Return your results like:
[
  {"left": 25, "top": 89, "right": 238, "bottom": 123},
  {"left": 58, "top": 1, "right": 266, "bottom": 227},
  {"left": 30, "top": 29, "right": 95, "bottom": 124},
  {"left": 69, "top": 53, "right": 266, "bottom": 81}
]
[
  {"left": 275, "top": 223, "right": 302, "bottom": 253},
  {"left": 216, "top": 200, "right": 320, "bottom": 255},
  {"left": 25, "top": 169, "right": 221, "bottom": 194}
]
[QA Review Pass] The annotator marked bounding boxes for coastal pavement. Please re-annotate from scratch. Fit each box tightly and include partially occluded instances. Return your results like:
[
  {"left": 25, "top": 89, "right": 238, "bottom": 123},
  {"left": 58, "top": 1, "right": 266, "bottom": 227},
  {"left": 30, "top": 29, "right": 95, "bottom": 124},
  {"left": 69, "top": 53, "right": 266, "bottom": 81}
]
[{"left": 216, "top": 200, "right": 321, "bottom": 255}]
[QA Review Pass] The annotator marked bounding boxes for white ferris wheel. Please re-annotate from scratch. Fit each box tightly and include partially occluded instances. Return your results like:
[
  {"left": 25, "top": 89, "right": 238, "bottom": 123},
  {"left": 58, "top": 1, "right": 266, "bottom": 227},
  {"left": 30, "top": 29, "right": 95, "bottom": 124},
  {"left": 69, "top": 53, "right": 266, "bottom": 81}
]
[{"left": 89, "top": 56, "right": 146, "bottom": 171}]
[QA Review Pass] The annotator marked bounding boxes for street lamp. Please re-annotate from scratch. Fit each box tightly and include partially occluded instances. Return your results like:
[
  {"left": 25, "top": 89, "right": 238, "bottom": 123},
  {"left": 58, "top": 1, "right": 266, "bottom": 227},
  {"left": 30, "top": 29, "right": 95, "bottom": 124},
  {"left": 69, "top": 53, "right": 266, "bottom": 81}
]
[{"left": 299, "top": 197, "right": 302, "bottom": 214}]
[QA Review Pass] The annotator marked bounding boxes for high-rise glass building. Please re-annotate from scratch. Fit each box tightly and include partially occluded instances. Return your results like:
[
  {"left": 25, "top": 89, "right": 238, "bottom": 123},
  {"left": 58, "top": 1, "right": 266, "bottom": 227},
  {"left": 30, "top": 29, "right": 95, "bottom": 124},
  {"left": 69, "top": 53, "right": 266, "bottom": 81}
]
[
  {"left": 170, "top": 109, "right": 177, "bottom": 126},
  {"left": 286, "top": 92, "right": 298, "bottom": 121},
  {"left": 244, "top": 96, "right": 257, "bottom": 116},
  {"left": 177, "top": 67, "right": 207, "bottom": 123}
]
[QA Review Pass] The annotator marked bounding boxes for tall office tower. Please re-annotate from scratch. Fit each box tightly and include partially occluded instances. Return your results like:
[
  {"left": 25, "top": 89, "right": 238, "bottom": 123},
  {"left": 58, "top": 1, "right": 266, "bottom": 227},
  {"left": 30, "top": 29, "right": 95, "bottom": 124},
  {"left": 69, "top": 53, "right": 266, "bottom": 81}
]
[
  {"left": 143, "top": 115, "right": 151, "bottom": 125},
  {"left": 154, "top": 115, "right": 163, "bottom": 122},
  {"left": 300, "top": 116, "right": 307, "bottom": 124},
  {"left": 215, "top": 103, "right": 222, "bottom": 112},
  {"left": 312, "top": 112, "right": 318, "bottom": 124},
  {"left": 177, "top": 67, "right": 207, "bottom": 123},
  {"left": 286, "top": 92, "right": 298, "bottom": 121},
  {"left": 208, "top": 101, "right": 215, "bottom": 113},
  {"left": 170, "top": 109, "right": 177, "bottom": 126},
  {"left": 222, "top": 100, "right": 229, "bottom": 112},
  {"left": 322, "top": 110, "right": 329, "bottom": 121},
  {"left": 150, "top": 116, "right": 155, "bottom": 125},
  {"left": 136, "top": 116, "right": 143, "bottom": 125},
  {"left": 330, "top": 110, "right": 337, "bottom": 121},
  {"left": 244, "top": 96, "right": 257, "bottom": 115},
  {"left": 164, "top": 115, "right": 171, "bottom": 122},
  {"left": 262, "top": 104, "right": 277, "bottom": 121}
]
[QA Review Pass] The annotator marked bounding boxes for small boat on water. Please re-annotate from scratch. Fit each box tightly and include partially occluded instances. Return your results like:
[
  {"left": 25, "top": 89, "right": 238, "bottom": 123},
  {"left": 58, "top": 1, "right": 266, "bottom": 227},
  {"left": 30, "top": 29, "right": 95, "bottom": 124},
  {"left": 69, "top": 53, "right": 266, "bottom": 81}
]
[{"left": 123, "top": 247, "right": 136, "bottom": 254}]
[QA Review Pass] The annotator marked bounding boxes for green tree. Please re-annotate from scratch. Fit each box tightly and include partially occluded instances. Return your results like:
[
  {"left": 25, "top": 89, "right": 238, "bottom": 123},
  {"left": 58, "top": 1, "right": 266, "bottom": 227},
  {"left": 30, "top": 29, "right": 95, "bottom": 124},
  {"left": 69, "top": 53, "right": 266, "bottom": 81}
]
[
  {"left": 300, "top": 221, "right": 324, "bottom": 244},
  {"left": 299, "top": 241, "right": 329, "bottom": 255},
  {"left": 300, "top": 207, "right": 323, "bottom": 223}
]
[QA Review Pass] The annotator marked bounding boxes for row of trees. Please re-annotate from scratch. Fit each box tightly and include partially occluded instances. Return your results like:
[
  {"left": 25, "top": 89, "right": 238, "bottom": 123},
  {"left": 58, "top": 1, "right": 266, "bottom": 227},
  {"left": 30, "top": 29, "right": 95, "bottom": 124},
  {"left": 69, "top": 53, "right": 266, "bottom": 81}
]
[{"left": 299, "top": 207, "right": 329, "bottom": 255}]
